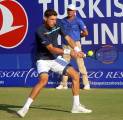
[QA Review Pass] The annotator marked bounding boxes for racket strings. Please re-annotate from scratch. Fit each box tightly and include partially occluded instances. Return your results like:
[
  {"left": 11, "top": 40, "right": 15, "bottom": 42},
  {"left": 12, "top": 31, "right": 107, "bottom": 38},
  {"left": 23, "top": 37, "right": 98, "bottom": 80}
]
[{"left": 96, "top": 46, "right": 118, "bottom": 64}]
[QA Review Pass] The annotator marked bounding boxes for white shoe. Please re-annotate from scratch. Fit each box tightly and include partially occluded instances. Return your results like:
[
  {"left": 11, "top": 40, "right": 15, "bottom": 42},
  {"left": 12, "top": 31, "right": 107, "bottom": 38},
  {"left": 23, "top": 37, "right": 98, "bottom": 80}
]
[
  {"left": 56, "top": 85, "right": 68, "bottom": 90},
  {"left": 63, "top": 86, "right": 68, "bottom": 90},
  {"left": 83, "top": 84, "right": 90, "bottom": 90},
  {"left": 71, "top": 104, "right": 92, "bottom": 113},
  {"left": 17, "top": 108, "right": 29, "bottom": 117},
  {"left": 56, "top": 85, "right": 64, "bottom": 89}
]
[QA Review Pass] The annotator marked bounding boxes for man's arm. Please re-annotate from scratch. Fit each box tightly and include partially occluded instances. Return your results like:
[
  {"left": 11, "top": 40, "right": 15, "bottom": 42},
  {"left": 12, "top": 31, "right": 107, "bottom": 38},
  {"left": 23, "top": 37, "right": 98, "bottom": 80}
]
[
  {"left": 46, "top": 44, "right": 85, "bottom": 58},
  {"left": 64, "top": 35, "right": 77, "bottom": 49},
  {"left": 64, "top": 35, "right": 82, "bottom": 53},
  {"left": 46, "top": 44, "right": 64, "bottom": 55},
  {"left": 81, "top": 29, "right": 88, "bottom": 37},
  {"left": 77, "top": 17, "right": 88, "bottom": 37}
]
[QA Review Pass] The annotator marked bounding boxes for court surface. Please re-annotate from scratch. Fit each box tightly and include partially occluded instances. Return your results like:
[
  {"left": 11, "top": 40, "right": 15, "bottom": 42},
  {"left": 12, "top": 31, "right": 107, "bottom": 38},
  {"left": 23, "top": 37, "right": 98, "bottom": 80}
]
[{"left": 0, "top": 88, "right": 123, "bottom": 120}]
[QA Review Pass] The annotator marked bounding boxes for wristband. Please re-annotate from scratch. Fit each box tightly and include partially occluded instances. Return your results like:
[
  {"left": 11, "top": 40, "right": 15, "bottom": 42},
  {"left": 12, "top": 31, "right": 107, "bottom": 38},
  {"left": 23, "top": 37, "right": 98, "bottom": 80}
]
[
  {"left": 81, "top": 31, "right": 83, "bottom": 33},
  {"left": 64, "top": 49, "right": 71, "bottom": 55},
  {"left": 74, "top": 47, "right": 81, "bottom": 52}
]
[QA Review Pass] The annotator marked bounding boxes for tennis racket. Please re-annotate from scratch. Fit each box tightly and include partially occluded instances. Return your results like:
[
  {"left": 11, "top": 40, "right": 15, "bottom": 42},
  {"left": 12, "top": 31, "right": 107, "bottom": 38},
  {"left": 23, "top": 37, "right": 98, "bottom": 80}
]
[{"left": 85, "top": 45, "right": 118, "bottom": 64}]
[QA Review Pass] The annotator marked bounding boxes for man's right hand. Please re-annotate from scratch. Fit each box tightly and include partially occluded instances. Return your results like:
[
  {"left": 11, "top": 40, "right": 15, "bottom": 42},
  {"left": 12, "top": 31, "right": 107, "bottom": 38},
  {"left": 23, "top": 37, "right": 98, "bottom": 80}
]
[
  {"left": 77, "top": 51, "right": 86, "bottom": 58},
  {"left": 70, "top": 51, "right": 85, "bottom": 58}
]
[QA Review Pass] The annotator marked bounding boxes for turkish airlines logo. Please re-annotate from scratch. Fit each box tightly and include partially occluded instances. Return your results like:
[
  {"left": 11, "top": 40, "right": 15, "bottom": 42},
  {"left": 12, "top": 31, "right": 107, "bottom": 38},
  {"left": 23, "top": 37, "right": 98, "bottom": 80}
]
[{"left": 0, "top": 0, "right": 28, "bottom": 49}]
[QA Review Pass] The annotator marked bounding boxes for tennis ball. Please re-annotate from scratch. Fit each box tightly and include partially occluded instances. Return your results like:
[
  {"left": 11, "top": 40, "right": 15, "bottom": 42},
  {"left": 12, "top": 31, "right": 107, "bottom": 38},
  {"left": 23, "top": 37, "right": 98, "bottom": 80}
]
[{"left": 87, "top": 50, "right": 94, "bottom": 56}]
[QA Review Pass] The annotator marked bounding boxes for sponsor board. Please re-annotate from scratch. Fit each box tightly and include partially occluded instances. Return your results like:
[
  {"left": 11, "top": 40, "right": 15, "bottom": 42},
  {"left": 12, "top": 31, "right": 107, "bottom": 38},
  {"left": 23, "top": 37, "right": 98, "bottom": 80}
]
[{"left": 0, "top": 0, "right": 123, "bottom": 87}]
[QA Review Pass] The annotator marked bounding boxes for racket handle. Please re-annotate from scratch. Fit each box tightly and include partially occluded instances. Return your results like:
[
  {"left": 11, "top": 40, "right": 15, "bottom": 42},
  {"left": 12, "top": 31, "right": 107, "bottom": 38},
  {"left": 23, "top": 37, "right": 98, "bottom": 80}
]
[{"left": 84, "top": 54, "right": 86, "bottom": 58}]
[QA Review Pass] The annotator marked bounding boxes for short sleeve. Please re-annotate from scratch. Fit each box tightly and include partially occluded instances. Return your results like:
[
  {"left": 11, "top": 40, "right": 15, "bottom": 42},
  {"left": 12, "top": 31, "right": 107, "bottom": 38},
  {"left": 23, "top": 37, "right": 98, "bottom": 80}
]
[{"left": 77, "top": 17, "right": 87, "bottom": 31}]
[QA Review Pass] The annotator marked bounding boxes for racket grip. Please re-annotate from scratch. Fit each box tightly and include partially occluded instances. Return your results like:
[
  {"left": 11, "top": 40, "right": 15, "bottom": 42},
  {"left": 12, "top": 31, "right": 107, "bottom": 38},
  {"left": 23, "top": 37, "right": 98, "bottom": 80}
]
[{"left": 84, "top": 54, "right": 86, "bottom": 58}]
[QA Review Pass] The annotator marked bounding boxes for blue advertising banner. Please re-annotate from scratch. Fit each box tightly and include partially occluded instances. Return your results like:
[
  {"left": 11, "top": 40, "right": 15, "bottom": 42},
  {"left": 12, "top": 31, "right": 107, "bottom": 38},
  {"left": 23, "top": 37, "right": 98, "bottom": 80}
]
[{"left": 0, "top": 0, "right": 123, "bottom": 88}]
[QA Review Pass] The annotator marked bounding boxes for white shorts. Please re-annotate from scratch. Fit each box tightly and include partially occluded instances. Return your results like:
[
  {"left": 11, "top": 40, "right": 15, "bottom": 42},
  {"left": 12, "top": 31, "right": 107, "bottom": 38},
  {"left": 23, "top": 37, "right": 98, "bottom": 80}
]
[{"left": 36, "top": 56, "right": 70, "bottom": 75}]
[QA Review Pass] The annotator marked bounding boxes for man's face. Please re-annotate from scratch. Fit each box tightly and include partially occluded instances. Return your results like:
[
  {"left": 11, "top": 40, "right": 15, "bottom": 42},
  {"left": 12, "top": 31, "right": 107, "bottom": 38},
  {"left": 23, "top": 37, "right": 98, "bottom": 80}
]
[
  {"left": 67, "top": 9, "right": 76, "bottom": 17},
  {"left": 45, "top": 15, "right": 57, "bottom": 28}
]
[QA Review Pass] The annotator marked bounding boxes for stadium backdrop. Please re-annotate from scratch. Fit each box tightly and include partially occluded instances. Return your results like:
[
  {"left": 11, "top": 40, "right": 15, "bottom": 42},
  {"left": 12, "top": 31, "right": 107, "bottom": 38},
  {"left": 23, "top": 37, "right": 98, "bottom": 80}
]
[{"left": 0, "top": 0, "right": 123, "bottom": 88}]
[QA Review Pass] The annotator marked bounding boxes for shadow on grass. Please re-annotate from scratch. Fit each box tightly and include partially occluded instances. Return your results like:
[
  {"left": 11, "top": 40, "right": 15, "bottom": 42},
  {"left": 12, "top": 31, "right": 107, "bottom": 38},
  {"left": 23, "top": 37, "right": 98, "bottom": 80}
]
[
  {"left": 32, "top": 105, "right": 70, "bottom": 113},
  {"left": 0, "top": 104, "right": 21, "bottom": 112},
  {"left": 0, "top": 104, "right": 21, "bottom": 116},
  {"left": 0, "top": 104, "right": 69, "bottom": 116}
]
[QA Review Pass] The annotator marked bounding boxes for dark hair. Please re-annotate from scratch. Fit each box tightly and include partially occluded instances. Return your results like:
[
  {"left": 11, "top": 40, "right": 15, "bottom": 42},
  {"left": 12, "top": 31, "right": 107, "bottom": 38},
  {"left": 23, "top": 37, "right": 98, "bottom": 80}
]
[{"left": 44, "top": 9, "right": 57, "bottom": 17}]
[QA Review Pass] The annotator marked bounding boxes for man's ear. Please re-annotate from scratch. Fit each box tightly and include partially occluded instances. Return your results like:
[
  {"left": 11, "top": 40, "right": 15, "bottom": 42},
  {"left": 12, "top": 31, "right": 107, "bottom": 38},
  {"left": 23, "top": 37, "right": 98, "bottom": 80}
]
[{"left": 44, "top": 17, "right": 47, "bottom": 21}]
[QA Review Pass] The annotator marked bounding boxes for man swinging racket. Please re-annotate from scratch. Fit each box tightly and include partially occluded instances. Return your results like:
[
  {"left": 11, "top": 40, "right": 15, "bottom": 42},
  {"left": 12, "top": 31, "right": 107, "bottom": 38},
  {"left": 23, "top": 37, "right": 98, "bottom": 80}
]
[{"left": 17, "top": 9, "right": 92, "bottom": 117}]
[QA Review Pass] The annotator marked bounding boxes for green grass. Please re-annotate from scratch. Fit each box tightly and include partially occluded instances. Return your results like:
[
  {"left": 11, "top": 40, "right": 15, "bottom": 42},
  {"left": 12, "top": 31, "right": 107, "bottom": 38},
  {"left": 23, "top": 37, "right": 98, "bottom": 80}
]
[{"left": 0, "top": 88, "right": 123, "bottom": 120}]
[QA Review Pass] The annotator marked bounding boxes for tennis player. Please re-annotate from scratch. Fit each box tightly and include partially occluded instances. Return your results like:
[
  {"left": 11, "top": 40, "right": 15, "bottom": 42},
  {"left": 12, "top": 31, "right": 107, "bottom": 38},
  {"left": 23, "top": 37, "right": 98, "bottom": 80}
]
[
  {"left": 17, "top": 9, "right": 92, "bottom": 117},
  {"left": 56, "top": 4, "right": 90, "bottom": 90}
]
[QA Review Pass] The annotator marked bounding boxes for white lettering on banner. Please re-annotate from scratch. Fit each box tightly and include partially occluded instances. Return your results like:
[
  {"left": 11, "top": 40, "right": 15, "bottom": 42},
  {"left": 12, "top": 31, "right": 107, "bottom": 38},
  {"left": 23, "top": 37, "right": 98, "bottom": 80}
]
[
  {"left": 0, "top": 69, "right": 60, "bottom": 85},
  {"left": 38, "top": 0, "right": 123, "bottom": 18},
  {"left": 121, "top": 23, "right": 123, "bottom": 44},
  {"left": 0, "top": 68, "right": 38, "bottom": 84},
  {"left": 89, "top": 0, "right": 104, "bottom": 18},
  {"left": 54, "top": 0, "right": 68, "bottom": 18},
  {"left": 88, "top": 71, "right": 123, "bottom": 79},
  {"left": 0, "top": 69, "right": 123, "bottom": 86},
  {"left": 101, "top": 23, "right": 118, "bottom": 44},
  {"left": 81, "top": 37, "right": 92, "bottom": 45},
  {"left": 93, "top": 24, "right": 99, "bottom": 44},
  {"left": 73, "top": 0, "right": 86, "bottom": 18},
  {"left": 38, "top": 0, "right": 123, "bottom": 45},
  {"left": 88, "top": 71, "right": 104, "bottom": 78},
  {"left": 90, "top": 81, "right": 123, "bottom": 86},
  {"left": 106, "top": 0, "right": 111, "bottom": 17},
  {"left": 0, "top": 70, "right": 27, "bottom": 78},
  {"left": 114, "top": 0, "right": 123, "bottom": 17},
  {"left": 38, "top": 0, "right": 52, "bottom": 16},
  {"left": 24, "top": 68, "right": 37, "bottom": 84},
  {"left": 1, "top": 70, "right": 123, "bottom": 80},
  {"left": 81, "top": 23, "right": 123, "bottom": 45},
  {"left": 106, "top": 72, "right": 123, "bottom": 78}
]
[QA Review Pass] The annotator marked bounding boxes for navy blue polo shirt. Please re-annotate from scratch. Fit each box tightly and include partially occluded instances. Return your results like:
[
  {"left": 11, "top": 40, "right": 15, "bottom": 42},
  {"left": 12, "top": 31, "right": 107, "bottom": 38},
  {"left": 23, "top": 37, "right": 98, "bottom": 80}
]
[{"left": 36, "top": 24, "right": 66, "bottom": 60}]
